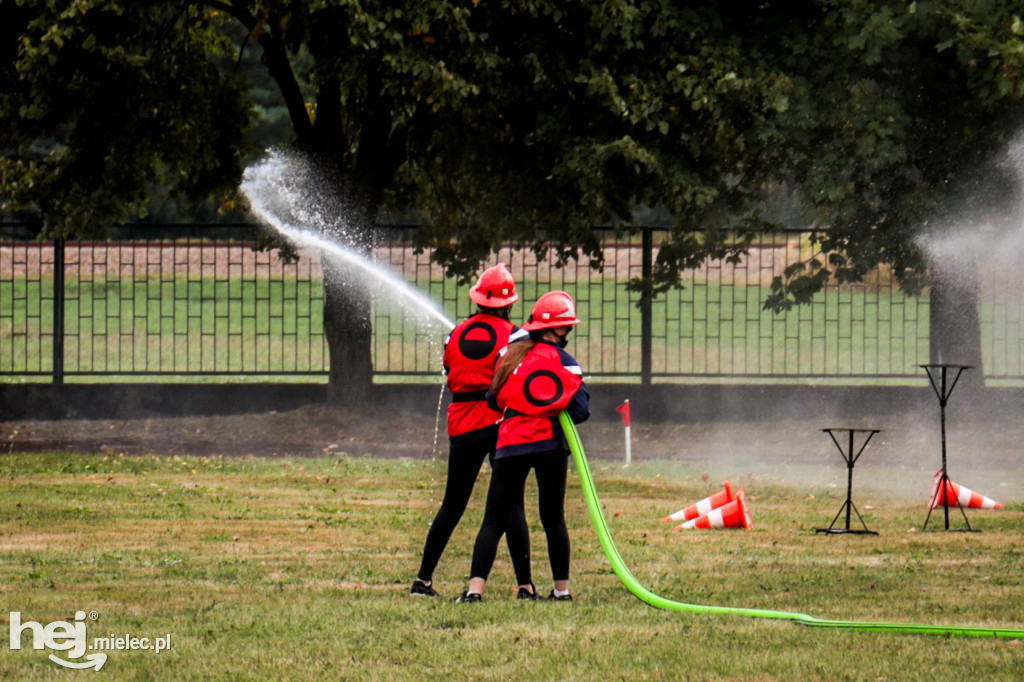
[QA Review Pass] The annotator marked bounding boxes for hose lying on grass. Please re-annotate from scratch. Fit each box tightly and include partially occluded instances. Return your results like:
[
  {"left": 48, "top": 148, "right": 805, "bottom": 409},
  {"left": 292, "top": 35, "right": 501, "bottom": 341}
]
[{"left": 558, "top": 411, "right": 1024, "bottom": 639}]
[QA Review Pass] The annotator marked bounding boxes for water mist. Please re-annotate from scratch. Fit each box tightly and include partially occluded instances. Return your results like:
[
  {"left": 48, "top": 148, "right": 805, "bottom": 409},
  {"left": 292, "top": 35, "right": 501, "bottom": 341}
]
[
  {"left": 916, "top": 133, "right": 1024, "bottom": 358},
  {"left": 240, "top": 149, "right": 455, "bottom": 331},
  {"left": 240, "top": 149, "right": 454, "bottom": 518}
]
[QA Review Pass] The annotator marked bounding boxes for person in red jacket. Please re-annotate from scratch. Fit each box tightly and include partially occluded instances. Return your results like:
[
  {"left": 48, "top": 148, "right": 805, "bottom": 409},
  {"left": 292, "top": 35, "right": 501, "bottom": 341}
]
[
  {"left": 456, "top": 290, "right": 590, "bottom": 603},
  {"left": 410, "top": 264, "right": 537, "bottom": 599}
]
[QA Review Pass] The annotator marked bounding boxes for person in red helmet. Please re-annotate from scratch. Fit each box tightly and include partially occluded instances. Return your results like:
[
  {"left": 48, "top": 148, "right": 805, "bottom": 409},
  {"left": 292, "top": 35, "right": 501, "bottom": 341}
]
[
  {"left": 410, "top": 264, "right": 537, "bottom": 599},
  {"left": 456, "top": 290, "right": 590, "bottom": 603}
]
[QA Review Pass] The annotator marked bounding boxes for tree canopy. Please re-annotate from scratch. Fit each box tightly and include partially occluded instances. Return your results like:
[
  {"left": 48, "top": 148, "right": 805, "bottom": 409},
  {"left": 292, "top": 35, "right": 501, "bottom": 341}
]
[{"left": 3, "top": 1, "right": 1024, "bottom": 305}]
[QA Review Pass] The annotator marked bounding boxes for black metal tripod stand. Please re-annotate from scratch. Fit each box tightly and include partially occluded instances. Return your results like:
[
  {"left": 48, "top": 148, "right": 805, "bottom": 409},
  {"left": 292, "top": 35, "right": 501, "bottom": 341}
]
[
  {"left": 816, "top": 428, "right": 881, "bottom": 535},
  {"left": 920, "top": 364, "right": 978, "bottom": 532}
]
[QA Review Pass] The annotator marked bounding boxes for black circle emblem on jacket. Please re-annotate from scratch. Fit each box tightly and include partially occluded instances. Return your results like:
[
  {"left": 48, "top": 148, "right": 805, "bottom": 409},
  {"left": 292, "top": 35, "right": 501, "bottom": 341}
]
[
  {"left": 522, "top": 369, "right": 564, "bottom": 408},
  {"left": 457, "top": 321, "right": 498, "bottom": 360}
]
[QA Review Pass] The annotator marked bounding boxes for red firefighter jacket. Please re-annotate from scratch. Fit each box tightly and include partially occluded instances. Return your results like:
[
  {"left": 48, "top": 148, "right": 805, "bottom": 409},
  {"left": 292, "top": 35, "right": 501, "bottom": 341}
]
[
  {"left": 443, "top": 313, "right": 521, "bottom": 446},
  {"left": 489, "top": 340, "right": 590, "bottom": 458}
]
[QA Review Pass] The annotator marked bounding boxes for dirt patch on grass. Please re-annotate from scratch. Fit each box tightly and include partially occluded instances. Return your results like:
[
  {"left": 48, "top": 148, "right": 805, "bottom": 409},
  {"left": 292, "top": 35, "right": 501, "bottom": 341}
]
[
  {"left": 1, "top": 402, "right": 657, "bottom": 460},
  {"left": 2, "top": 400, "right": 1022, "bottom": 511},
  {"left": 3, "top": 400, "right": 1022, "bottom": 472},
  {"left": 1, "top": 405, "right": 444, "bottom": 459},
  {"left": 0, "top": 403, "right": 844, "bottom": 463}
]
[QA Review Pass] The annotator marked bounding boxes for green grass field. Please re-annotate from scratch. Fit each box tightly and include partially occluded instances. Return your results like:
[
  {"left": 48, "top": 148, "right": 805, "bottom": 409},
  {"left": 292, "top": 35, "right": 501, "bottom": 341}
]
[{"left": 1, "top": 451, "right": 1021, "bottom": 680}]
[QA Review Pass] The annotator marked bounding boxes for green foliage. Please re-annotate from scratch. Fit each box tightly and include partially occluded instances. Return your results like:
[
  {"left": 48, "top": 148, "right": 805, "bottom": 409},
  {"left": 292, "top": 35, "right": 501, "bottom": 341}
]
[
  {"left": 3, "top": 1, "right": 1024, "bottom": 300},
  {"left": 0, "top": 1, "right": 252, "bottom": 236},
  {"left": 745, "top": 0, "right": 1024, "bottom": 309}
]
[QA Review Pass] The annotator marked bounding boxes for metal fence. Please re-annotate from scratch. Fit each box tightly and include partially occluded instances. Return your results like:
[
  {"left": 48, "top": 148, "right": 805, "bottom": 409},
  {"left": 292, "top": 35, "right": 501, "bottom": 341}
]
[{"left": 2, "top": 224, "right": 1023, "bottom": 384}]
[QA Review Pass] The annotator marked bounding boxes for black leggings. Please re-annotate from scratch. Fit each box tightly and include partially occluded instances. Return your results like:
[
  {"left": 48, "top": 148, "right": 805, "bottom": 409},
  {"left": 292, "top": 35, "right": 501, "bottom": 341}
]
[
  {"left": 416, "top": 440, "right": 532, "bottom": 585},
  {"left": 470, "top": 450, "right": 570, "bottom": 583}
]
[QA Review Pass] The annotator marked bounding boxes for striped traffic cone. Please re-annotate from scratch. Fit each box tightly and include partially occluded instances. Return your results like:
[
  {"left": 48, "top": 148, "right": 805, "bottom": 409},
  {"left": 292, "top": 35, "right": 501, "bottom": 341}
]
[
  {"left": 662, "top": 481, "right": 733, "bottom": 522},
  {"left": 930, "top": 470, "right": 1003, "bottom": 510},
  {"left": 675, "top": 488, "right": 752, "bottom": 530}
]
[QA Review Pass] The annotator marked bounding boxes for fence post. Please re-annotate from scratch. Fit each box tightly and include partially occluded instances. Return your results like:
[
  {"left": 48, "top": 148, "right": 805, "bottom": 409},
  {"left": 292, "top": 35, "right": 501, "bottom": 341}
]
[
  {"left": 52, "top": 238, "right": 65, "bottom": 385},
  {"left": 640, "top": 228, "right": 652, "bottom": 386}
]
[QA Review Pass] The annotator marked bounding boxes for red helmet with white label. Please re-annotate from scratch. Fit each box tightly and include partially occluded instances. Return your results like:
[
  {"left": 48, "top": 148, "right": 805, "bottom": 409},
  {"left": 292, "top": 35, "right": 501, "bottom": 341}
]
[
  {"left": 521, "top": 290, "right": 581, "bottom": 331},
  {"left": 469, "top": 264, "right": 519, "bottom": 307}
]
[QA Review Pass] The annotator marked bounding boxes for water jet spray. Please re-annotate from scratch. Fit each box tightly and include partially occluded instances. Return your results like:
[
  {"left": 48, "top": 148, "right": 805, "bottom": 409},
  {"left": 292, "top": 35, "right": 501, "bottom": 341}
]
[
  {"left": 241, "top": 151, "right": 457, "bottom": 512},
  {"left": 241, "top": 150, "right": 456, "bottom": 331}
]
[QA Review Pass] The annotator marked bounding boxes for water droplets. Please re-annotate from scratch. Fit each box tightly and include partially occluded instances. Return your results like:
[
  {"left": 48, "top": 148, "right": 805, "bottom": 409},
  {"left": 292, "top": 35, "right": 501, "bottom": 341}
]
[{"left": 240, "top": 149, "right": 456, "bottom": 331}]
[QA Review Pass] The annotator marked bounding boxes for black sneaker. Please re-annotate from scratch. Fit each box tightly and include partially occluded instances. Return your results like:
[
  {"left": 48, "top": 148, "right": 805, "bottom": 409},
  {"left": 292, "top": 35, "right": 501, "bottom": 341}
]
[
  {"left": 517, "top": 584, "right": 543, "bottom": 601},
  {"left": 410, "top": 580, "right": 439, "bottom": 597},
  {"left": 547, "top": 590, "right": 573, "bottom": 602},
  {"left": 454, "top": 590, "right": 482, "bottom": 603}
]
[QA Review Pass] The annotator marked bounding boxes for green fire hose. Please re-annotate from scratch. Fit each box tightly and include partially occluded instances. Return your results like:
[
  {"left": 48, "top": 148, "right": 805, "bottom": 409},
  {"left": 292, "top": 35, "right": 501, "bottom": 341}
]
[{"left": 558, "top": 411, "right": 1024, "bottom": 638}]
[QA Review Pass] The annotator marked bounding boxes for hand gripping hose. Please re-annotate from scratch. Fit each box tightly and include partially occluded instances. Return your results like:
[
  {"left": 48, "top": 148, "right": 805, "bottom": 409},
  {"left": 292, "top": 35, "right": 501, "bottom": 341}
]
[{"left": 558, "top": 411, "right": 1024, "bottom": 639}]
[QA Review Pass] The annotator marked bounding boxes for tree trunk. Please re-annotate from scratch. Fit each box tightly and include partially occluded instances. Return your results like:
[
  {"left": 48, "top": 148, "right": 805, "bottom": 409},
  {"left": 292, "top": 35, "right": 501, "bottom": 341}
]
[
  {"left": 246, "top": 16, "right": 392, "bottom": 407},
  {"left": 315, "top": 160, "right": 378, "bottom": 407},
  {"left": 928, "top": 251, "right": 984, "bottom": 392},
  {"left": 294, "top": 151, "right": 379, "bottom": 407},
  {"left": 314, "top": 69, "right": 402, "bottom": 406},
  {"left": 323, "top": 255, "right": 375, "bottom": 405}
]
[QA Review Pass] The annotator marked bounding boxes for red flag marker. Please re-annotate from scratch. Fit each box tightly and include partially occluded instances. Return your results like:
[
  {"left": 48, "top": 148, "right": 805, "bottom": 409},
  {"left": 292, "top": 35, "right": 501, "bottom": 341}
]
[
  {"left": 616, "top": 400, "right": 631, "bottom": 466},
  {"left": 615, "top": 400, "right": 631, "bottom": 427}
]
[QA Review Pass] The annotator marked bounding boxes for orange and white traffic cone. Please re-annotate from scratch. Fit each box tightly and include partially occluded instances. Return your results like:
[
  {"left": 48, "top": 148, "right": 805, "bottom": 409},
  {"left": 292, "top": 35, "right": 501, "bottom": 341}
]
[
  {"left": 663, "top": 481, "right": 733, "bottom": 522},
  {"left": 675, "top": 488, "right": 752, "bottom": 530},
  {"left": 930, "top": 470, "right": 1003, "bottom": 510}
]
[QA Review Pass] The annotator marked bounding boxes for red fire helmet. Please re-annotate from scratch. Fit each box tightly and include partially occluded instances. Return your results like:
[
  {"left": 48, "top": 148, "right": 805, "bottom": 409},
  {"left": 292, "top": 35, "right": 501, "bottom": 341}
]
[
  {"left": 469, "top": 264, "right": 519, "bottom": 307},
  {"left": 521, "top": 290, "right": 581, "bottom": 331}
]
